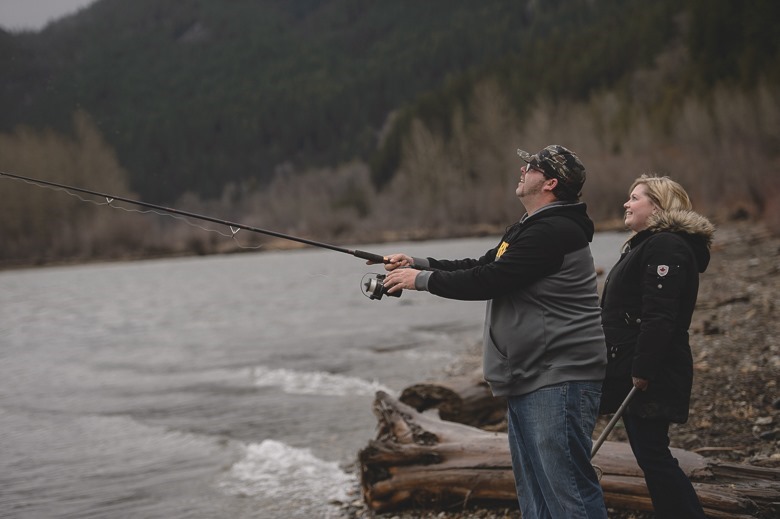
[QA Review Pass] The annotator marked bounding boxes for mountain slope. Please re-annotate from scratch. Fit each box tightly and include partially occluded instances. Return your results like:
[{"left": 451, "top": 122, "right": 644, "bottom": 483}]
[{"left": 1, "top": 0, "right": 777, "bottom": 202}]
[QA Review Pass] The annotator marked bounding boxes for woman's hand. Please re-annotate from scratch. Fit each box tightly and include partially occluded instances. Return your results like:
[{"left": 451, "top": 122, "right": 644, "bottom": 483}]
[{"left": 633, "top": 377, "right": 649, "bottom": 391}]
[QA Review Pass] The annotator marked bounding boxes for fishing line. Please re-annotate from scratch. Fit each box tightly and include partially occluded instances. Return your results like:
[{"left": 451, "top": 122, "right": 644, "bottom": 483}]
[
  {"left": 1, "top": 173, "right": 263, "bottom": 249},
  {"left": 107, "top": 203, "right": 266, "bottom": 250},
  {"left": 1, "top": 171, "right": 401, "bottom": 298},
  {"left": 0, "top": 171, "right": 388, "bottom": 262}
]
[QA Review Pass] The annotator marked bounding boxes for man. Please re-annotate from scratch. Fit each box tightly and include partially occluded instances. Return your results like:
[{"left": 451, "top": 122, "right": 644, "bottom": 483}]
[{"left": 379, "top": 145, "right": 608, "bottom": 518}]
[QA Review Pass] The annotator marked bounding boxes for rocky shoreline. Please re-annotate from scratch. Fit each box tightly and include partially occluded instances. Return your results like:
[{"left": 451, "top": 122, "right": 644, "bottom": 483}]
[{"left": 336, "top": 221, "right": 780, "bottom": 519}]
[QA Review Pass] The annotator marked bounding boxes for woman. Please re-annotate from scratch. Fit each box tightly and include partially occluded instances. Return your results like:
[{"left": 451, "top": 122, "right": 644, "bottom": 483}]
[{"left": 600, "top": 175, "right": 714, "bottom": 518}]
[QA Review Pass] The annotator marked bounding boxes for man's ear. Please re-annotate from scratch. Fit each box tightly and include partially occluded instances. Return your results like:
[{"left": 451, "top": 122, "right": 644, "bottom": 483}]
[{"left": 543, "top": 177, "right": 558, "bottom": 192}]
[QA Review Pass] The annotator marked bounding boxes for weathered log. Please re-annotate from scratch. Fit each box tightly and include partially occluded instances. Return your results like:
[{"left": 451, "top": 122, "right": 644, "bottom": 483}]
[
  {"left": 399, "top": 369, "right": 506, "bottom": 429},
  {"left": 359, "top": 391, "right": 780, "bottom": 518}
]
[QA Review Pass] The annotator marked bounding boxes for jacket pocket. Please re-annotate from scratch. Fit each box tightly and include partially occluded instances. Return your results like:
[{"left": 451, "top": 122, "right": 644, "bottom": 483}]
[
  {"left": 603, "top": 326, "right": 639, "bottom": 379},
  {"left": 483, "top": 328, "right": 512, "bottom": 385}
]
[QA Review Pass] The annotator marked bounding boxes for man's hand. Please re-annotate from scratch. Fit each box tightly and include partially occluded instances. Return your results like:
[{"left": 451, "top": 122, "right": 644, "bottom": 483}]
[
  {"left": 366, "top": 253, "right": 414, "bottom": 271},
  {"left": 632, "top": 377, "right": 649, "bottom": 391},
  {"left": 383, "top": 267, "right": 420, "bottom": 294}
]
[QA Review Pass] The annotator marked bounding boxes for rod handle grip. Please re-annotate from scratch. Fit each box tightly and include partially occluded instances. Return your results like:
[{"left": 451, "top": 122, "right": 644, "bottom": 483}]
[{"left": 353, "top": 250, "right": 388, "bottom": 264}]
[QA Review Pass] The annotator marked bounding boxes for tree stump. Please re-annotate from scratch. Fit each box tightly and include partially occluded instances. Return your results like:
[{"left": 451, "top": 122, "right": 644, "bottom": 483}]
[{"left": 359, "top": 391, "right": 780, "bottom": 518}]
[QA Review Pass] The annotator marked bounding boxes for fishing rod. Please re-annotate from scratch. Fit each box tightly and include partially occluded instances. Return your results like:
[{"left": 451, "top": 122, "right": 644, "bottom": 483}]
[{"left": 0, "top": 170, "right": 400, "bottom": 300}]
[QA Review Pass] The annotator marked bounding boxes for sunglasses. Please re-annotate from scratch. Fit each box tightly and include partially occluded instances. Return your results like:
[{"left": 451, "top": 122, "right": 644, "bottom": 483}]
[{"left": 523, "top": 162, "right": 545, "bottom": 177}]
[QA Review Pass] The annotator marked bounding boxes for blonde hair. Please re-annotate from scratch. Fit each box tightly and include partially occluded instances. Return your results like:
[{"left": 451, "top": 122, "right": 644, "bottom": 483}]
[{"left": 630, "top": 174, "right": 692, "bottom": 212}]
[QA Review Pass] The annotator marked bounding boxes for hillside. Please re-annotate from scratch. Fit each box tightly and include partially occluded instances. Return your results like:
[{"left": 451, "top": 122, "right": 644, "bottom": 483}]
[
  {"left": 2, "top": 0, "right": 777, "bottom": 203},
  {"left": 1, "top": 0, "right": 779, "bottom": 266},
  {"left": 0, "top": 0, "right": 541, "bottom": 201}
]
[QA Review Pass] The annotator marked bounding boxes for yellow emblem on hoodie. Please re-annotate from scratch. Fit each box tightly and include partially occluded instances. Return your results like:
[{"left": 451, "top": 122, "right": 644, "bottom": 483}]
[{"left": 496, "top": 241, "right": 509, "bottom": 259}]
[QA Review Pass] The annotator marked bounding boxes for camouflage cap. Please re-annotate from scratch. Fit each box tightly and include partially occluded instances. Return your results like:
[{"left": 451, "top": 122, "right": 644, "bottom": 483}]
[{"left": 517, "top": 144, "right": 586, "bottom": 196}]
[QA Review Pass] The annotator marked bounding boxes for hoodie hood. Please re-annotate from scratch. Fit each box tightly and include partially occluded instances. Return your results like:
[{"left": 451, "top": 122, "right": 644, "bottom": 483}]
[
  {"left": 526, "top": 201, "right": 595, "bottom": 241},
  {"left": 646, "top": 209, "right": 715, "bottom": 273}
]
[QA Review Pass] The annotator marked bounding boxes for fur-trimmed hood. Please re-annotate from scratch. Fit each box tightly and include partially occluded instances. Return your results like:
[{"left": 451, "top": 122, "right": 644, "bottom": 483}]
[
  {"left": 646, "top": 209, "right": 716, "bottom": 245},
  {"left": 645, "top": 209, "right": 715, "bottom": 273}
]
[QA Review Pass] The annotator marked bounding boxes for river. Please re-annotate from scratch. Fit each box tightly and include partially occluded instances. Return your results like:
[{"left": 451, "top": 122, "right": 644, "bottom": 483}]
[{"left": 0, "top": 232, "right": 627, "bottom": 518}]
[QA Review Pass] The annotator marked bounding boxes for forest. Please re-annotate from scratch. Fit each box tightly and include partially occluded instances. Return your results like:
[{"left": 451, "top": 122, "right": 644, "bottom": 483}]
[{"left": 0, "top": 0, "right": 778, "bottom": 266}]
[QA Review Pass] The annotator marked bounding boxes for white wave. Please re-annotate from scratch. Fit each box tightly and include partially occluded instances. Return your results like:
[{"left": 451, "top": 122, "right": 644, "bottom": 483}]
[
  {"left": 251, "top": 366, "right": 393, "bottom": 396},
  {"left": 219, "top": 439, "right": 355, "bottom": 508}
]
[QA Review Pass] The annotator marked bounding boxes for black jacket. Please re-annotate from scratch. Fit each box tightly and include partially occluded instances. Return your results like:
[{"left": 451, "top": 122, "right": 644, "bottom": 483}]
[{"left": 599, "top": 210, "right": 714, "bottom": 423}]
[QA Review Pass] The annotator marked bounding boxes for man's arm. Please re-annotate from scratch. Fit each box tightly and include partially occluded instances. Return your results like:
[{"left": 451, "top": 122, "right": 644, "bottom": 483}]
[{"left": 424, "top": 222, "right": 563, "bottom": 300}]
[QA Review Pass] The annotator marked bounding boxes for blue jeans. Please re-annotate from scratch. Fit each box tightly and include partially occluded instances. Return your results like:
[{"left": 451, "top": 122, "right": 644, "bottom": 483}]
[
  {"left": 506, "top": 381, "right": 607, "bottom": 519},
  {"left": 622, "top": 413, "right": 706, "bottom": 518}
]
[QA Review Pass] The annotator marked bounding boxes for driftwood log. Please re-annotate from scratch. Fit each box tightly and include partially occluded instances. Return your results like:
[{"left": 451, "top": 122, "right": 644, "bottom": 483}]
[
  {"left": 359, "top": 391, "right": 780, "bottom": 518},
  {"left": 399, "top": 368, "right": 506, "bottom": 429}
]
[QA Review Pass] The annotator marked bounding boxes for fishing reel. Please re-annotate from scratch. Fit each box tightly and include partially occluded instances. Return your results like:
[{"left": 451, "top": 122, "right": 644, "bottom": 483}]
[{"left": 361, "top": 273, "right": 402, "bottom": 300}]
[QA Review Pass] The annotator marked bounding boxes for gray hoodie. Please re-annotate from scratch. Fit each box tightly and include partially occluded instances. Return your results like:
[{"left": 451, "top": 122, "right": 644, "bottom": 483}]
[{"left": 414, "top": 202, "right": 606, "bottom": 397}]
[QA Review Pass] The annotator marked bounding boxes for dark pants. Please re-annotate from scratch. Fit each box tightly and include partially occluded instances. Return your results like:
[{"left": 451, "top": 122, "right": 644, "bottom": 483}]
[{"left": 622, "top": 413, "right": 706, "bottom": 519}]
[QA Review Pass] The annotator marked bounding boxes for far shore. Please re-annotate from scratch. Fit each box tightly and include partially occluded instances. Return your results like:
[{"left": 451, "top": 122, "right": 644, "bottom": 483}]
[{"left": 0, "top": 217, "right": 635, "bottom": 272}]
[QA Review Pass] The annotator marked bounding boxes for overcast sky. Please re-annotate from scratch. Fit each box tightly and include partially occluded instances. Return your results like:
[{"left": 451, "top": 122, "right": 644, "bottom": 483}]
[{"left": 0, "top": 0, "right": 97, "bottom": 31}]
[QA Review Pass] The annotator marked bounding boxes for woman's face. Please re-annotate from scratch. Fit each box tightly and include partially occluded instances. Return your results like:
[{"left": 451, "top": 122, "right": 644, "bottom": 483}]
[{"left": 624, "top": 184, "right": 657, "bottom": 232}]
